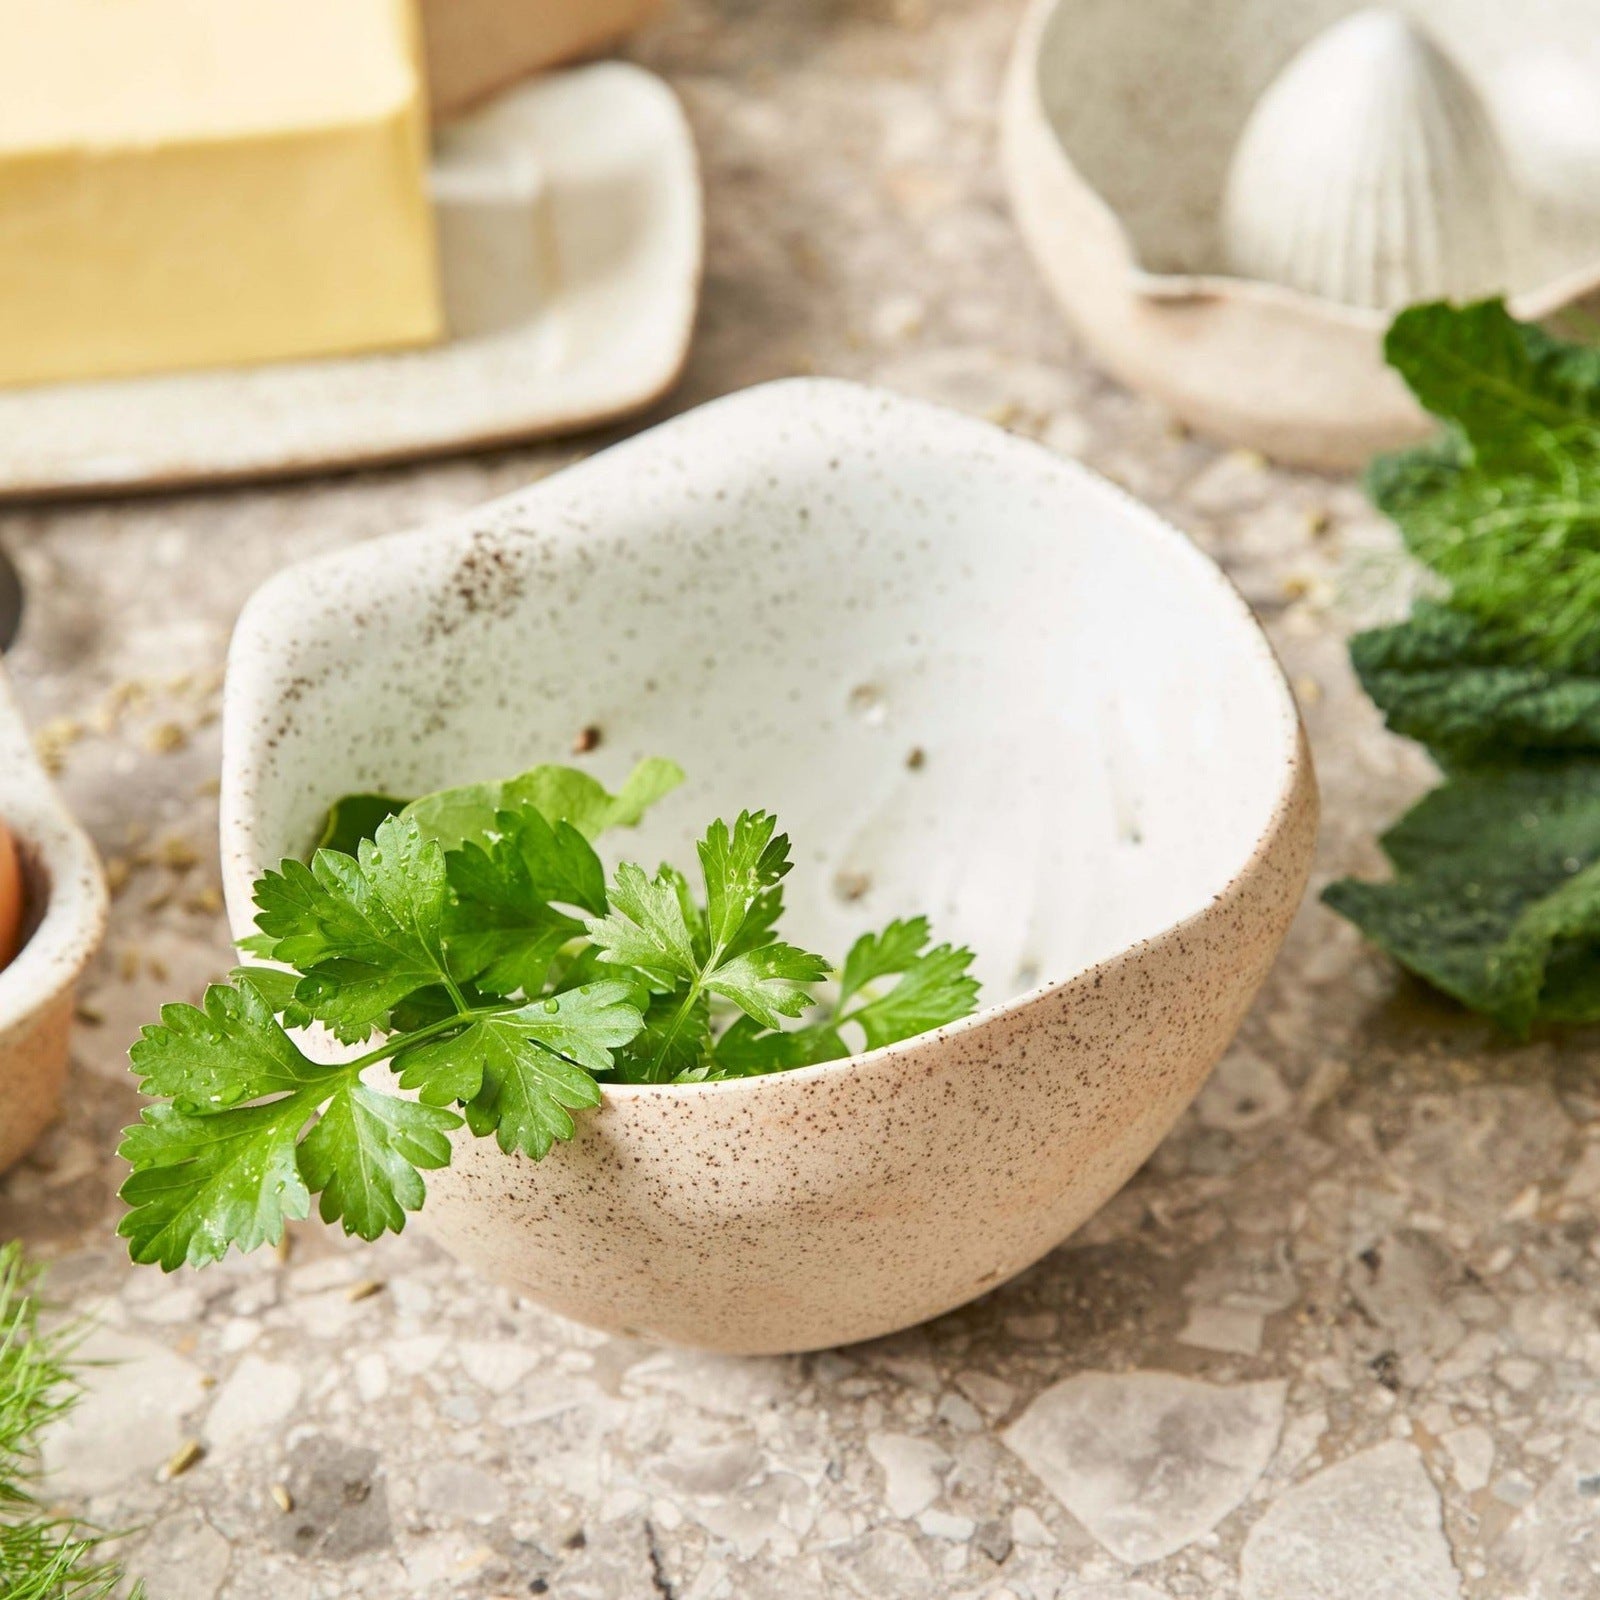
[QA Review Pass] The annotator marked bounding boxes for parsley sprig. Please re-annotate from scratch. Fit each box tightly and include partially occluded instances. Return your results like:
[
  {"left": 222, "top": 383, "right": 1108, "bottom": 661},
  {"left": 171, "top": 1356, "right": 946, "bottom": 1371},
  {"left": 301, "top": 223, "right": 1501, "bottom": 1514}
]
[{"left": 119, "top": 761, "right": 980, "bottom": 1269}]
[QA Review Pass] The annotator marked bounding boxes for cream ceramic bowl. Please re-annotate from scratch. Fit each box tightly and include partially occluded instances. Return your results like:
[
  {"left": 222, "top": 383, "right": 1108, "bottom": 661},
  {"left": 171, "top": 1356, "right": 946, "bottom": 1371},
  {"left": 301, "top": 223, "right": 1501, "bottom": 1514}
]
[
  {"left": 1002, "top": 0, "right": 1600, "bottom": 469},
  {"left": 220, "top": 380, "right": 1317, "bottom": 1353},
  {"left": 0, "top": 667, "right": 108, "bottom": 1174}
]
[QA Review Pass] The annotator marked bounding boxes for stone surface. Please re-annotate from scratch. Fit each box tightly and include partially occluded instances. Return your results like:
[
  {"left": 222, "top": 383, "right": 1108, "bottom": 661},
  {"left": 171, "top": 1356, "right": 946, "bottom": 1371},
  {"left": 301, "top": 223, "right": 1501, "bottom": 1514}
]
[
  {"left": 1240, "top": 1442, "right": 1462, "bottom": 1600},
  {"left": 1, "top": 2, "right": 1597, "bottom": 1597},
  {"left": 1004, "top": 1373, "right": 1286, "bottom": 1563},
  {"left": 42, "top": 1328, "right": 209, "bottom": 1494}
]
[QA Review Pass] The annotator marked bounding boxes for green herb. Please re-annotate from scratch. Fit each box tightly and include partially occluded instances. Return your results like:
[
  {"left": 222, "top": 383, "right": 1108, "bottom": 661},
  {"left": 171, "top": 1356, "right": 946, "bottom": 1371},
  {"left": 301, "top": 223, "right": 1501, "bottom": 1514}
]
[
  {"left": 1350, "top": 602, "right": 1600, "bottom": 769},
  {"left": 120, "top": 761, "right": 979, "bottom": 1269},
  {"left": 1369, "top": 298, "right": 1600, "bottom": 671},
  {"left": 1324, "top": 762, "right": 1600, "bottom": 1034},
  {"left": 0, "top": 1243, "right": 141, "bottom": 1600},
  {"left": 1325, "top": 299, "right": 1600, "bottom": 1033}
]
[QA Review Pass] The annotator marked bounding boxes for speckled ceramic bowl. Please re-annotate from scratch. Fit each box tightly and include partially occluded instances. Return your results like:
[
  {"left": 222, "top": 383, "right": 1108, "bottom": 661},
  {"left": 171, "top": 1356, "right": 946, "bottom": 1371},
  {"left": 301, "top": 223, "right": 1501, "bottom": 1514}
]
[
  {"left": 219, "top": 380, "right": 1318, "bottom": 1353},
  {"left": 0, "top": 667, "right": 108, "bottom": 1174},
  {"left": 1002, "top": 0, "right": 1600, "bottom": 468}
]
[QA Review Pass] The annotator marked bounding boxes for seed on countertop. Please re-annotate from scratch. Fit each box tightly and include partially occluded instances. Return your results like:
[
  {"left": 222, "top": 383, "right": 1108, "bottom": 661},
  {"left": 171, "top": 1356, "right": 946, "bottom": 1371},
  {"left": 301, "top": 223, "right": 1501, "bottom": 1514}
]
[
  {"left": 104, "top": 856, "right": 132, "bottom": 896},
  {"left": 161, "top": 1439, "right": 204, "bottom": 1481},
  {"left": 144, "top": 721, "right": 188, "bottom": 755},
  {"left": 159, "top": 837, "right": 199, "bottom": 871},
  {"left": 74, "top": 1004, "right": 103, "bottom": 1027},
  {"left": 270, "top": 1482, "right": 294, "bottom": 1513},
  {"left": 572, "top": 724, "right": 602, "bottom": 754},
  {"left": 346, "top": 1278, "right": 385, "bottom": 1303},
  {"left": 906, "top": 746, "right": 926, "bottom": 770},
  {"left": 274, "top": 1232, "right": 293, "bottom": 1264},
  {"left": 184, "top": 885, "right": 223, "bottom": 915},
  {"left": 33, "top": 717, "right": 83, "bottom": 774}
]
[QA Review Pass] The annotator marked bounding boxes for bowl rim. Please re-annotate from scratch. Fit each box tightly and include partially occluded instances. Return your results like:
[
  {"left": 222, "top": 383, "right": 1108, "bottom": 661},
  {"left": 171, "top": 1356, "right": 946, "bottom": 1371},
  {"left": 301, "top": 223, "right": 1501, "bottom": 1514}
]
[
  {"left": 220, "top": 375, "right": 1315, "bottom": 1101},
  {"left": 0, "top": 666, "right": 108, "bottom": 1040},
  {"left": 1006, "top": 0, "right": 1600, "bottom": 323}
]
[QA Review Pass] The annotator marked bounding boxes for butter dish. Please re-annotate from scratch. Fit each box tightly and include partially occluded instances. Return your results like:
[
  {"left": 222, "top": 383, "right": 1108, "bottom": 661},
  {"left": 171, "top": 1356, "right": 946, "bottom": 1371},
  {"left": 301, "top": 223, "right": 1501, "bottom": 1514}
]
[{"left": 0, "top": 63, "right": 701, "bottom": 499}]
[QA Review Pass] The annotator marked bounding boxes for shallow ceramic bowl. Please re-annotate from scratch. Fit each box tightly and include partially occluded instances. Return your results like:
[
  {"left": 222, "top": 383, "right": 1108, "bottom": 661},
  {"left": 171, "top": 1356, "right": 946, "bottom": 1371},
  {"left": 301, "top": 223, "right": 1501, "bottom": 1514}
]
[
  {"left": 220, "top": 380, "right": 1317, "bottom": 1353},
  {"left": 1002, "top": 0, "right": 1600, "bottom": 469},
  {"left": 0, "top": 668, "right": 108, "bottom": 1174}
]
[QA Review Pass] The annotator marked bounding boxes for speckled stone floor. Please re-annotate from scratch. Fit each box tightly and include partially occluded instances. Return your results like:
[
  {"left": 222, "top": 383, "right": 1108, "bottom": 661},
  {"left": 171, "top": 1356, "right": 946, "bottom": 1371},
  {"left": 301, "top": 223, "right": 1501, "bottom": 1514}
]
[{"left": 3, "top": 3, "right": 1598, "bottom": 1598}]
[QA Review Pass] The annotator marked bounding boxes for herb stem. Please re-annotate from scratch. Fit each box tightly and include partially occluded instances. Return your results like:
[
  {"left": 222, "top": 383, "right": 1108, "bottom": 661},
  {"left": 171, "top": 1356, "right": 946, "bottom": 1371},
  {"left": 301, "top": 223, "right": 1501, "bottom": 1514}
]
[{"left": 342, "top": 1001, "right": 509, "bottom": 1074}]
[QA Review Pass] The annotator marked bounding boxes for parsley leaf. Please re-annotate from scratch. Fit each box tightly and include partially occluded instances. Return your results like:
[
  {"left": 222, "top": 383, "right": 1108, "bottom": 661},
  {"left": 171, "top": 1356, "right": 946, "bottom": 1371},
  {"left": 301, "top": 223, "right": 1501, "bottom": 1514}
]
[
  {"left": 1324, "top": 763, "right": 1600, "bottom": 1036},
  {"left": 251, "top": 815, "right": 454, "bottom": 1043},
  {"left": 587, "top": 811, "right": 830, "bottom": 1080},
  {"left": 404, "top": 757, "right": 683, "bottom": 851},
  {"left": 834, "top": 917, "right": 981, "bottom": 1051},
  {"left": 119, "top": 1095, "right": 314, "bottom": 1270},
  {"left": 316, "top": 793, "right": 407, "bottom": 856},
  {"left": 298, "top": 1085, "right": 458, "bottom": 1241},
  {"left": 706, "top": 916, "right": 980, "bottom": 1077},
  {"left": 442, "top": 807, "right": 605, "bottom": 997},
  {"left": 121, "top": 763, "right": 979, "bottom": 1268}
]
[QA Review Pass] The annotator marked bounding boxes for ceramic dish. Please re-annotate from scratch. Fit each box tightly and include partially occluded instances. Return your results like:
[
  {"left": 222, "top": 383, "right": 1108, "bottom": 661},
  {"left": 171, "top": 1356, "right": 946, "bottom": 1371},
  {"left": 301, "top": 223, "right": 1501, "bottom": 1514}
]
[
  {"left": 0, "top": 667, "right": 108, "bottom": 1174},
  {"left": 219, "top": 380, "right": 1318, "bottom": 1354},
  {"left": 424, "top": 0, "right": 663, "bottom": 118},
  {"left": 0, "top": 63, "right": 701, "bottom": 501},
  {"left": 1001, "top": 0, "right": 1600, "bottom": 469}
]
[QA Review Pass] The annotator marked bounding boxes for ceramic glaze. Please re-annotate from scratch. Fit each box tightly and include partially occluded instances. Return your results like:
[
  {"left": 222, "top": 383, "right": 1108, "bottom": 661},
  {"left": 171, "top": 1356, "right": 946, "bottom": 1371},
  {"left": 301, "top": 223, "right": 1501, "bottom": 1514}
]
[
  {"left": 1003, "top": 0, "right": 1600, "bottom": 467},
  {"left": 0, "top": 667, "right": 108, "bottom": 1174},
  {"left": 0, "top": 64, "right": 702, "bottom": 500},
  {"left": 1222, "top": 10, "right": 1513, "bottom": 310},
  {"left": 219, "top": 380, "right": 1317, "bottom": 1353}
]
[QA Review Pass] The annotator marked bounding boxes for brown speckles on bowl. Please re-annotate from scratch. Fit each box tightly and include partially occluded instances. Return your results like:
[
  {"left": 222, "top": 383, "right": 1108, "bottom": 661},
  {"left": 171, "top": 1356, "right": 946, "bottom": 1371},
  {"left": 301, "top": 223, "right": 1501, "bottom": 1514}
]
[{"left": 220, "top": 379, "right": 1317, "bottom": 1353}]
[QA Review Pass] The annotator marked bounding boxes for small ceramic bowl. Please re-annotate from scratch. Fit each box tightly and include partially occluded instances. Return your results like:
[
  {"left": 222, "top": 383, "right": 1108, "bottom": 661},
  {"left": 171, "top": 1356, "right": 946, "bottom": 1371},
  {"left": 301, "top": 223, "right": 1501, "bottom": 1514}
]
[
  {"left": 220, "top": 380, "right": 1317, "bottom": 1353},
  {"left": 0, "top": 667, "right": 108, "bottom": 1174},
  {"left": 1002, "top": 0, "right": 1600, "bottom": 469}
]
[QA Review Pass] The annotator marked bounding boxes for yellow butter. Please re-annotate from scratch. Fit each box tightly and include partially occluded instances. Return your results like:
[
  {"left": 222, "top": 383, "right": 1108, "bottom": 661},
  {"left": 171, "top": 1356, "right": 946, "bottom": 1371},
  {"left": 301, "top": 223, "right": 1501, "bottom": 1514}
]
[{"left": 0, "top": 0, "right": 442, "bottom": 387}]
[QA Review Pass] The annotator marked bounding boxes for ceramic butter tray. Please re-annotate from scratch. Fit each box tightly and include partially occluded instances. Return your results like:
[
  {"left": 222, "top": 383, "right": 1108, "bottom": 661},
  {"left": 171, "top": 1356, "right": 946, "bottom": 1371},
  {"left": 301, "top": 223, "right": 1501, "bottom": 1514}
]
[{"left": 0, "top": 63, "right": 701, "bottom": 500}]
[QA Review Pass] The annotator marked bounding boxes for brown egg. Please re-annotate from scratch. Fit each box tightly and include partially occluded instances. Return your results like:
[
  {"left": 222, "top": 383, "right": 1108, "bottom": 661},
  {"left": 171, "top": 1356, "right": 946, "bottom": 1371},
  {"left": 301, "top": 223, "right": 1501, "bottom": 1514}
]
[{"left": 0, "top": 816, "right": 23, "bottom": 971}]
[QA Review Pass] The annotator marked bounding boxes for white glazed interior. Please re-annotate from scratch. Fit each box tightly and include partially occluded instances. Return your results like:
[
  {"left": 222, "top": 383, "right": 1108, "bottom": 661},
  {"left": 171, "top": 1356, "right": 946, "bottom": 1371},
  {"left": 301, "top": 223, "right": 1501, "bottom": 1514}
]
[
  {"left": 1037, "top": 0, "right": 1600, "bottom": 298},
  {"left": 221, "top": 380, "right": 1301, "bottom": 1018}
]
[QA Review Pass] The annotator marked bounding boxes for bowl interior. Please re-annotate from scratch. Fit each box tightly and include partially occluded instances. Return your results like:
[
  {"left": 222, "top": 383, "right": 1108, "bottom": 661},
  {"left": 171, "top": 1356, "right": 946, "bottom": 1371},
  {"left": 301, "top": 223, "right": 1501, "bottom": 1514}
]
[
  {"left": 0, "top": 673, "right": 107, "bottom": 1037},
  {"left": 1036, "top": 0, "right": 1600, "bottom": 288},
  {"left": 223, "top": 380, "right": 1299, "bottom": 1004}
]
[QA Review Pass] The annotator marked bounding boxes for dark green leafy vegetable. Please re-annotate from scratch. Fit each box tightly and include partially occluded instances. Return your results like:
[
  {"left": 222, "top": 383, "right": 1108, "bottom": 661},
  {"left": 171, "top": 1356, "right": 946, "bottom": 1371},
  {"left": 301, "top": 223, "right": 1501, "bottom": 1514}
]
[
  {"left": 1370, "top": 300, "right": 1600, "bottom": 671},
  {"left": 120, "top": 761, "right": 980, "bottom": 1269},
  {"left": 1350, "top": 602, "right": 1600, "bottom": 769},
  {"left": 1326, "top": 300, "right": 1600, "bottom": 1032},
  {"left": 1324, "top": 763, "right": 1600, "bottom": 1035}
]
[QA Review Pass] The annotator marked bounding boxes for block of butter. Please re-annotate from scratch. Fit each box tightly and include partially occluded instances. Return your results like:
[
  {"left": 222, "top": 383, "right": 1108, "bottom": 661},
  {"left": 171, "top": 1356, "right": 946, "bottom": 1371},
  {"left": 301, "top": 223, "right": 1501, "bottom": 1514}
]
[
  {"left": 0, "top": 0, "right": 442, "bottom": 388},
  {"left": 422, "top": 0, "right": 662, "bottom": 118}
]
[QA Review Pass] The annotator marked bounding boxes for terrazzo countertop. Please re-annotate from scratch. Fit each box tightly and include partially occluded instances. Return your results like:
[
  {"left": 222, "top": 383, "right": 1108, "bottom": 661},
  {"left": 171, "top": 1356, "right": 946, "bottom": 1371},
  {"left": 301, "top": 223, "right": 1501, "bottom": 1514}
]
[{"left": 3, "top": 3, "right": 1597, "bottom": 1597}]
